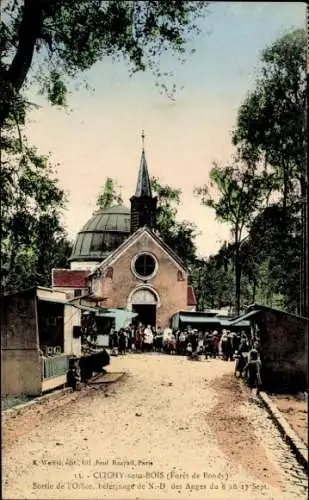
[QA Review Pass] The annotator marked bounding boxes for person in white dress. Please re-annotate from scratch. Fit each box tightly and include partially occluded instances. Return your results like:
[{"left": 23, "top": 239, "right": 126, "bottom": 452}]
[{"left": 143, "top": 325, "right": 154, "bottom": 352}]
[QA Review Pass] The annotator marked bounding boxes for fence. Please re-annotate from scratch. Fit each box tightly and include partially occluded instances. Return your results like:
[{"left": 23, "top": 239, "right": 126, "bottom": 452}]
[{"left": 43, "top": 355, "right": 70, "bottom": 380}]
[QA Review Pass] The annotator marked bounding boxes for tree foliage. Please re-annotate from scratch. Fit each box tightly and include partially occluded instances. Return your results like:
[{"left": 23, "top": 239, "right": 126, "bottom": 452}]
[
  {"left": 1, "top": 0, "right": 208, "bottom": 127},
  {"left": 151, "top": 176, "right": 197, "bottom": 265},
  {"left": 232, "top": 28, "right": 307, "bottom": 315},
  {"left": 241, "top": 205, "right": 302, "bottom": 312},
  {"left": 232, "top": 29, "right": 307, "bottom": 206},
  {"left": 96, "top": 177, "right": 123, "bottom": 209},
  {"left": 194, "top": 161, "right": 269, "bottom": 313},
  {"left": 190, "top": 253, "right": 234, "bottom": 312},
  {"left": 194, "top": 161, "right": 270, "bottom": 240},
  {"left": 1, "top": 120, "right": 72, "bottom": 293},
  {"left": 193, "top": 29, "right": 307, "bottom": 315}
]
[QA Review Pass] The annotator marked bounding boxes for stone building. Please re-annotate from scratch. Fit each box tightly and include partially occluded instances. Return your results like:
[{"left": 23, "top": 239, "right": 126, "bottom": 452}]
[{"left": 53, "top": 143, "right": 196, "bottom": 327}]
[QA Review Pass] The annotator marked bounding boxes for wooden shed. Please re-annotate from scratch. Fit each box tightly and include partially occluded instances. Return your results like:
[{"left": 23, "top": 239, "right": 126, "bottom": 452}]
[{"left": 230, "top": 304, "right": 308, "bottom": 392}]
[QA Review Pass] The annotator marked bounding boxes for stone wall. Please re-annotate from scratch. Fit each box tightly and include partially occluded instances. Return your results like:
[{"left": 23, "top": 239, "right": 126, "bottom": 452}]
[{"left": 258, "top": 309, "right": 308, "bottom": 392}]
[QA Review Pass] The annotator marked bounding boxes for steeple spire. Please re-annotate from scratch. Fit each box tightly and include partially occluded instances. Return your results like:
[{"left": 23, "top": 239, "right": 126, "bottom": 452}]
[
  {"left": 130, "top": 131, "right": 157, "bottom": 233},
  {"left": 135, "top": 146, "right": 152, "bottom": 197}
]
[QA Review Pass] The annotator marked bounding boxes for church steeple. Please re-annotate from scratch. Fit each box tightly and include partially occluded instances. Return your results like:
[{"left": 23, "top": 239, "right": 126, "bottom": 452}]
[
  {"left": 134, "top": 149, "right": 152, "bottom": 197},
  {"left": 130, "top": 131, "right": 157, "bottom": 233}
]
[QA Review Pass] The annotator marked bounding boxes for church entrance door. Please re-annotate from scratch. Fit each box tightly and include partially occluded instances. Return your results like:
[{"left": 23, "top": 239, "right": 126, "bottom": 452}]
[
  {"left": 132, "top": 304, "right": 156, "bottom": 327},
  {"left": 130, "top": 288, "right": 158, "bottom": 327}
]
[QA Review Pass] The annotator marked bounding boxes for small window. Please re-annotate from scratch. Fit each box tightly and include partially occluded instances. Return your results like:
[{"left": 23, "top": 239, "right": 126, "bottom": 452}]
[
  {"left": 90, "top": 233, "right": 104, "bottom": 252},
  {"left": 134, "top": 254, "right": 156, "bottom": 278},
  {"left": 80, "top": 233, "right": 92, "bottom": 255},
  {"left": 106, "top": 267, "right": 113, "bottom": 279},
  {"left": 74, "top": 289, "right": 82, "bottom": 297},
  {"left": 177, "top": 270, "right": 184, "bottom": 281}
]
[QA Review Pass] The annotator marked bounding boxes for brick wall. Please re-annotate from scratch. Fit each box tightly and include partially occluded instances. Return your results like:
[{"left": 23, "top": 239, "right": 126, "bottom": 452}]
[{"left": 94, "top": 233, "right": 188, "bottom": 328}]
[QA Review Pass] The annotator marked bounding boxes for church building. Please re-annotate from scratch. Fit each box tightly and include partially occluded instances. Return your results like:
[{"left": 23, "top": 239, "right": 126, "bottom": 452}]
[{"left": 52, "top": 139, "right": 196, "bottom": 328}]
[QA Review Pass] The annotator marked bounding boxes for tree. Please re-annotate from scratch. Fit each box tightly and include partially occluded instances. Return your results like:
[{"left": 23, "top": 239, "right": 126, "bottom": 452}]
[
  {"left": 232, "top": 28, "right": 307, "bottom": 315},
  {"left": 241, "top": 205, "right": 302, "bottom": 313},
  {"left": 151, "top": 176, "right": 197, "bottom": 265},
  {"left": 194, "top": 161, "right": 268, "bottom": 314},
  {"left": 1, "top": 1, "right": 208, "bottom": 127},
  {"left": 1, "top": 120, "right": 72, "bottom": 293},
  {"left": 190, "top": 252, "right": 235, "bottom": 312},
  {"left": 233, "top": 29, "right": 306, "bottom": 204},
  {"left": 96, "top": 177, "right": 123, "bottom": 209}
]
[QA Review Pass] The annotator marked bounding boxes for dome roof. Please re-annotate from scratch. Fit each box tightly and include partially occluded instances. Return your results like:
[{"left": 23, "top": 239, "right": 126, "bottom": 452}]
[{"left": 70, "top": 205, "right": 131, "bottom": 262}]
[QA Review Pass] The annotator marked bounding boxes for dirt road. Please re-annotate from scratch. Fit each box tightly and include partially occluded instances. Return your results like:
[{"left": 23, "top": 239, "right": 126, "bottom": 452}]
[{"left": 2, "top": 354, "right": 308, "bottom": 499}]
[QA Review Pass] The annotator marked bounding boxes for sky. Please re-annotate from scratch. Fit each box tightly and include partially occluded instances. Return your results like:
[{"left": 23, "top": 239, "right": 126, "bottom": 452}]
[{"left": 25, "top": 2, "right": 306, "bottom": 258}]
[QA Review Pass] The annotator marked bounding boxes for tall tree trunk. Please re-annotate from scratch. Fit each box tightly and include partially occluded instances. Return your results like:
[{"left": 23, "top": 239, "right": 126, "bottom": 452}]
[
  {"left": 282, "top": 161, "right": 289, "bottom": 212},
  {"left": 0, "top": 1, "right": 43, "bottom": 128},
  {"left": 252, "top": 279, "right": 257, "bottom": 304},
  {"left": 235, "top": 243, "right": 241, "bottom": 316}
]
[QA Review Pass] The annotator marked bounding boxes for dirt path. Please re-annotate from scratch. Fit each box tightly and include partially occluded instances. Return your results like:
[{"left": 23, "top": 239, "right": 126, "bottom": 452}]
[
  {"left": 2, "top": 354, "right": 308, "bottom": 499},
  {"left": 206, "top": 374, "right": 282, "bottom": 489}
]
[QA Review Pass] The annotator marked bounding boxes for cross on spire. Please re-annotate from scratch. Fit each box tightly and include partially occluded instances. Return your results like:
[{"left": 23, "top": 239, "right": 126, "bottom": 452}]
[{"left": 141, "top": 129, "right": 145, "bottom": 150}]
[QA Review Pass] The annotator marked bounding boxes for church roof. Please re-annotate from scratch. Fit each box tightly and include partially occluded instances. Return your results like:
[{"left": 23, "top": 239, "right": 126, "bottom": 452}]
[
  {"left": 52, "top": 269, "right": 89, "bottom": 288},
  {"left": 89, "top": 226, "right": 187, "bottom": 278},
  {"left": 80, "top": 205, "right": 130, "bottom": 232},
  {"left": 70, "top": 205, "right": 130, "bottom": 262},
  {"left": 134, "top": 150, "right": 152, "bottom": 197}
]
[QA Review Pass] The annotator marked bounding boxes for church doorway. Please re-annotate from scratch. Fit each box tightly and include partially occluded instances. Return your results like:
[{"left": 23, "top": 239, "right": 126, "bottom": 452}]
[
  {"left": 132, "top": 304, "right": 156, "bottom": 327},
  {"left": 129, "top": 287, "right": 158, "bottom": 327}
]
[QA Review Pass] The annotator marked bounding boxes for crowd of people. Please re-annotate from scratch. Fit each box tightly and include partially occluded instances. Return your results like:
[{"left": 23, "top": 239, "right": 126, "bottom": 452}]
[{"left": 109, "top": 323, "right": 262, "bottom": 393}]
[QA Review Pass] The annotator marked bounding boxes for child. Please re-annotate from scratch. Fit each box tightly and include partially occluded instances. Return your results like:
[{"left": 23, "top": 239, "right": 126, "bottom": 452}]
[
  {"left": 167, "top": 335, "right": 176, "bottom": 355},
  {"left": 186, "top": 342, "right": 193, "bottom": 358},
  {"left": 243, "top": 349, "right": 262, "bottom": 394},
  {"left": 198, "top": 337, "right": 204, "bottom": 355},
  {"left": 67, "top": 359, "right": 81, "bottom": 391}
]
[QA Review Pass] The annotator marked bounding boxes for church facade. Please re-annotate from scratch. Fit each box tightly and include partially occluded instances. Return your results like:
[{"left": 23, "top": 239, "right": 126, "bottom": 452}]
[{"left": 52, "top": 144, "right": 196, "bottom": 328}]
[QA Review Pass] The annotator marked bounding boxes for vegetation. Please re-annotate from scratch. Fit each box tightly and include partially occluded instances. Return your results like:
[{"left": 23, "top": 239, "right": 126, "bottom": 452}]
[
  {"left": 193, "top": 29, "right": 307, "bottom": 315},
  {"left": 151, "top": 177, "right": 197, "bottom": 265},
  {"left": 1, "top": 1, "right": 207, "bottom": 293},
  {"left": 1, "top": 117, "right": 72, "bottom": 294},
  {"left": 96, "top": 177, "right": 123, "bottom": 209},
  {"left": 2, "top": 12, "right": 305, "bottom": 319},
  {"left": 194, "top": 161, "right": 270, "bottom": 314}
]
